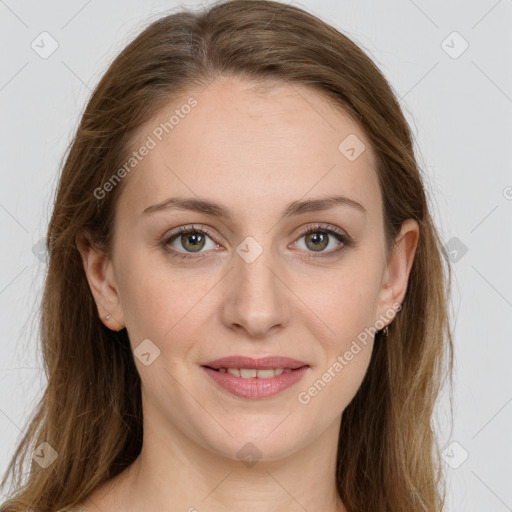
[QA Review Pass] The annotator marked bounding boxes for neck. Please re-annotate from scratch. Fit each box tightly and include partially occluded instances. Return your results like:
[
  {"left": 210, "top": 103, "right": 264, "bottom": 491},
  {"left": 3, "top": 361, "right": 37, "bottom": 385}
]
[{"left": 85, "top": 411, "right": 347, "bottom": 512}]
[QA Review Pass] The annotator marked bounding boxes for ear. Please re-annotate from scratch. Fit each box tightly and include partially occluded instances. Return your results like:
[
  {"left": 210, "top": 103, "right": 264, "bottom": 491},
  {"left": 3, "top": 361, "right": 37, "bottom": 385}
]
[
  {"left": 376, "top": 218, "right": 419, "bottom": 326},
  {"left": 76, "top": 230, "right": 125, "bottom": 331}
]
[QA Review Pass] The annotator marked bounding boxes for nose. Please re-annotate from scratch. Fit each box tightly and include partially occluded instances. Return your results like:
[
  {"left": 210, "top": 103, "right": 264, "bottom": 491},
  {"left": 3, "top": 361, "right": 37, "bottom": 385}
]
[{"left": 220, "top": 244, "right": 290, "bottom": 339}]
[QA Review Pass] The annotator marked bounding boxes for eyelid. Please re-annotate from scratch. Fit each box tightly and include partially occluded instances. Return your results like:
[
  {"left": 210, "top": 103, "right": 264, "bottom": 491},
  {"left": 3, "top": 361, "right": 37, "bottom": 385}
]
[
  {"left": 161, "top": 224, "right": 222, "bottom": 257},
  {"left": 161, "top": 222, "right": 354, "bottom": 259},
  {"left": 295, "top": 223, "right": 353, "bottom": 244},
  {"left": 291, "top": 223, "right": 355, "bottom": 258}
]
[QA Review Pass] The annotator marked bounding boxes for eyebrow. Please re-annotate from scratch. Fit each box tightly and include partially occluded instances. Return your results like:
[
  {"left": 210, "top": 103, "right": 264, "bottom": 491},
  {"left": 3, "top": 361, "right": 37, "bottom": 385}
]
[{"left": 139, "top": 194, "right": 367, "bottom": 220}]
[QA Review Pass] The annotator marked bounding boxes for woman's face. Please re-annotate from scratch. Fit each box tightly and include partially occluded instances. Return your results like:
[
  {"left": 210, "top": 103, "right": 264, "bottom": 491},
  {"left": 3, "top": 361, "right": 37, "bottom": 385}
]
[{"left": 82, "top": 76, "right": 417, "bottom": 461}]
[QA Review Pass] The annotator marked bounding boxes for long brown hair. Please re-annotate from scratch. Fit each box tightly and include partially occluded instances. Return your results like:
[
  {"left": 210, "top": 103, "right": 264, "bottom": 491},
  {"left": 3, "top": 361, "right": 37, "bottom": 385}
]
[{"left": 1, "top": 1, "right": 453, "bottom": 510}]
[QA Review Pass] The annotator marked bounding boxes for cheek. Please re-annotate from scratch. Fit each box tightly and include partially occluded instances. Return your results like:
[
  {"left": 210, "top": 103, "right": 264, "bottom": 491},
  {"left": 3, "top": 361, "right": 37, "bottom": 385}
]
[
  {"left": 297, "top": 257, "right": 382, "bottom": 345},
  {"left": 114, "top": 247, "right": 209, "bottom": 341},
  {"left": 296, "top": 292, "right": 375, "bottom": 417},
  {"left": 306, "top": 342, "right": 373, "bottom": 420},
  {"left": 291, "top": 253, "right": 382, "bottom": 406}
]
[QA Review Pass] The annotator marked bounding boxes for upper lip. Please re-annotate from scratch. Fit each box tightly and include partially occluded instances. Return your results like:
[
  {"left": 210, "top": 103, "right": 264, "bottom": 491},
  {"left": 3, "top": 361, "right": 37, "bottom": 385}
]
[{"left": 202, "top": 356, "right": 309, "bottom": 370}]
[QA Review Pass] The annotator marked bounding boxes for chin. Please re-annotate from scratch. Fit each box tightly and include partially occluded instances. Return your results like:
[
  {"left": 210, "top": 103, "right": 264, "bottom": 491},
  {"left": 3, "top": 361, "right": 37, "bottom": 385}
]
[{"left": 198, "top": 423, "right": 305, "bottom": 462}]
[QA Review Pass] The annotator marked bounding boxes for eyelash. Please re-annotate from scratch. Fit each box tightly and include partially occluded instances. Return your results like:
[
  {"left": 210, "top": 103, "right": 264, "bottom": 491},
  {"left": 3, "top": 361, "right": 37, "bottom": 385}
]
[{"left": 160, "top": 223, "right": 355, "bottom": 261}]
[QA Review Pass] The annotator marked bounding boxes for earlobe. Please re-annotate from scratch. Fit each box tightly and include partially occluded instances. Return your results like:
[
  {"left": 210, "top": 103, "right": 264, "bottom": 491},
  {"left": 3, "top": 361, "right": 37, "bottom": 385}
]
[
  {"left": 75, "top": 230, "right": 125, "bottom": 331},
  {"left": 376, "top": 218, "right": 419, "bottom": 327}
]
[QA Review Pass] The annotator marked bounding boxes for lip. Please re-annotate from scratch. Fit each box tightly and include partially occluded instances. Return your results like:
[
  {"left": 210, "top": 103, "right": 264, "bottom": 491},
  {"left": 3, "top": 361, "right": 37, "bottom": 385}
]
[
  {"left": 202, "top": 365, "right": 310, "bottom": 399},
  {"left": 201, "top": 356, "right": 310, "bottom": 400},
  {"left": 201, "top": 355, "right": 309, "bottom": 370}
]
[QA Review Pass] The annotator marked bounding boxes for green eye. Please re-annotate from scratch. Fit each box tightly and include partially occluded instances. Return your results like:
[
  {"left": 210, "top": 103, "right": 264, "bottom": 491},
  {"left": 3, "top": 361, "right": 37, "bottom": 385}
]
[{"left": 161, "top": 223, "right": 354, "bottom": 260}]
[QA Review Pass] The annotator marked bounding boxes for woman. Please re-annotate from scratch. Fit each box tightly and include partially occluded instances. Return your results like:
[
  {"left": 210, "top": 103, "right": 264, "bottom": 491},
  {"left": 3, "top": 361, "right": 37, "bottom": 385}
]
[{"left": 1, "top": 0, "right": 453, "bottom": 510}]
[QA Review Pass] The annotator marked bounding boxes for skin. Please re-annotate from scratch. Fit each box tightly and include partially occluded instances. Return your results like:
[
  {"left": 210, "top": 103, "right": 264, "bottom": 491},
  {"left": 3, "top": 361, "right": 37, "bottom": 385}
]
[{"left": 77, "top": 76, "right": 419, "bottom": 512}]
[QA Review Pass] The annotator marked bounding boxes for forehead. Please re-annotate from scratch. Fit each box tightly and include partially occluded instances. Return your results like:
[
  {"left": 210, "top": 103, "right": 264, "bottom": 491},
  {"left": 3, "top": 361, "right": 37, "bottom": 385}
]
[{"left": 117, "top": 77, "right": 381, "bottom": 223}]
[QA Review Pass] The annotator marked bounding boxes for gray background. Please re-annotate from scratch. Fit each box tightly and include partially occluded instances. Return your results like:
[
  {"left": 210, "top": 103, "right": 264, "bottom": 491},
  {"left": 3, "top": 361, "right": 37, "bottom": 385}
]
[{"left": 1, "top": 0, "right": 511, "bottom": 509}]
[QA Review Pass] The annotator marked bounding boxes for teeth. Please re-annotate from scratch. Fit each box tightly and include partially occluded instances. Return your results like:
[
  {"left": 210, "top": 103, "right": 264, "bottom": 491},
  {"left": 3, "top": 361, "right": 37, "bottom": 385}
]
[{"left": 221, "top": 368, "right": 288, "bottom": 378}]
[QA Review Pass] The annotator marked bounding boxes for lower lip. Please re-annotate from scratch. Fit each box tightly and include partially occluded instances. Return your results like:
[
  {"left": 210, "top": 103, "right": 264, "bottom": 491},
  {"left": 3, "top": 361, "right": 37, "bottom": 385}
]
[{"left": 202, "top": 366, "right": 310, "bottom": 399}]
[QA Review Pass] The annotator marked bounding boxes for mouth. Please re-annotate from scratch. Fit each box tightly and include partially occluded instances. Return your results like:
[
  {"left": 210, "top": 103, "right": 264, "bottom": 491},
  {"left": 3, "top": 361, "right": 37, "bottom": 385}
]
[
  {"left": 200, "top": 357, "right": 310, "bottom": 399},
  {"left": 202, "top": 365, "right": 309, "bottom": 378},
  {"left": 201, "top": 355, "right": 309, "bottom": 371}
]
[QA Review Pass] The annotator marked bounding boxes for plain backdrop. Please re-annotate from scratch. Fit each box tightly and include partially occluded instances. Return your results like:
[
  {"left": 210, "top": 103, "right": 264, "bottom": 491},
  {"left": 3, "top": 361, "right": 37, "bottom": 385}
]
[{"left": 1, "top": 0, "right": 511, "bottom": 510}]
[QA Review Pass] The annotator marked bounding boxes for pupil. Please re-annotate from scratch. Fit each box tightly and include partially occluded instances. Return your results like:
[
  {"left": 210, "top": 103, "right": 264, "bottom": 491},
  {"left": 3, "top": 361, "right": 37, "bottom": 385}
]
[
  {"left": 183, "top": 232, "right": 204, "bottom": 251},
  {"left": 307, "top": 232, "right": 327, "bottom": 251}
]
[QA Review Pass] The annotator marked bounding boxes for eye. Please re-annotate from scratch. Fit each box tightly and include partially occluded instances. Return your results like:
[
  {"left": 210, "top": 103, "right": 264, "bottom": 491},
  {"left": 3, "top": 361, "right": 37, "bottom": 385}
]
[
  {"left": 161, "top": 223, "right": 354, "bottom": 260},
  {"left": 292, "top": 224, "right": 354, "bottom": 258},
  {"left": 162, "top": 224, "right": 220, "bottom": 259}
]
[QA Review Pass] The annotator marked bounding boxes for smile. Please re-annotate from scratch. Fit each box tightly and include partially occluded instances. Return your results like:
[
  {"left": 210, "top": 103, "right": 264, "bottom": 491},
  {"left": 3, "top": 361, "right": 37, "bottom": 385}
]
[{"left": 201, "top": 365, "right": 309, "bottom": 399}]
